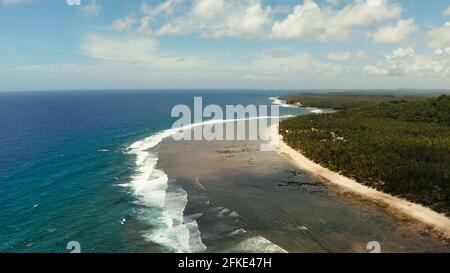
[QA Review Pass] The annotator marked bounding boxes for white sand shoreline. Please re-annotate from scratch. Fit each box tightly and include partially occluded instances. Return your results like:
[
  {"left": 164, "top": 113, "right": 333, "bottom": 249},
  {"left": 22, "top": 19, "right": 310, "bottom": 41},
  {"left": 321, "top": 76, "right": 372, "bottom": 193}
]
[{"left": 268, "top": 123, "right": 450, "bottom": 239}]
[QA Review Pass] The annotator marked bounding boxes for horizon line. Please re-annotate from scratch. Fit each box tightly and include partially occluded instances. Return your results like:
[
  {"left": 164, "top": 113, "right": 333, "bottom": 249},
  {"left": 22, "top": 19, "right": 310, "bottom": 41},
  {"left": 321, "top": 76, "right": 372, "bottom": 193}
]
[{"left": 1, "top": 88, "right": 450, "bottom": 93}]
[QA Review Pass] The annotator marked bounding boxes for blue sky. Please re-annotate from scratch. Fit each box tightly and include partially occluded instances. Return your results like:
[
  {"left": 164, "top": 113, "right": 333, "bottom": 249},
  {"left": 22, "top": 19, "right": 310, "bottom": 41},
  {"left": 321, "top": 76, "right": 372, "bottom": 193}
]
[{"left": 1, "top": 0, "right": 450, "bottom": 91}]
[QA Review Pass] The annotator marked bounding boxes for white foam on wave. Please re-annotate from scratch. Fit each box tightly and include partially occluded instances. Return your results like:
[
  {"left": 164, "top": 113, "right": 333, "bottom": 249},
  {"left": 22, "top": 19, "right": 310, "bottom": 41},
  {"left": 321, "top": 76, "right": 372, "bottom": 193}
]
[
  {"left": 193, "top": 177, "right": 207, "bottom": 191},
  {"left": 269, "top": 97, "right": 298, "bottom": 108},
  {"left": 232, "top": 235, "right": 288, "bottom": 253},
  {"left": 229, "top": 228, "right": 247, "bottom": 236},
  {"left": 306, "top": 107, "right": 324, "bottom": 114},
  {"left": 127, "top": 128, "right": 206, "bottom": 252},
  {"left": 270, "top": 96, "right": 325, "bottom": 114},
  {"left": 217, "top": 208, "right": 230, "bottom": 218},
  {"left": 127, "top": 115, "right": 291, "bottom": 253}
]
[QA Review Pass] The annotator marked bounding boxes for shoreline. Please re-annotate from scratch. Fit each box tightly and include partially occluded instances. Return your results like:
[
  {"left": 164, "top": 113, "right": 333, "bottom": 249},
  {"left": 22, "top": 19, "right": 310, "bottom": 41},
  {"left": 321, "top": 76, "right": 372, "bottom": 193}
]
[
  {"left": 268, "top": 123, "right": 450, "bottom": 239},
  {"left": 156, "top": 121, "right": 449, "bottom": 252}
]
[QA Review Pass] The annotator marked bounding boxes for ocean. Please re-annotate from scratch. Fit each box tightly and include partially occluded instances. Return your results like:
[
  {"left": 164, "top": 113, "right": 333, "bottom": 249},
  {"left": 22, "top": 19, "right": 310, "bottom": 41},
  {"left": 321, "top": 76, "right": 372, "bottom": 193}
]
[{"left": 0, "top": 90, "right": 307, "bottom": 253}]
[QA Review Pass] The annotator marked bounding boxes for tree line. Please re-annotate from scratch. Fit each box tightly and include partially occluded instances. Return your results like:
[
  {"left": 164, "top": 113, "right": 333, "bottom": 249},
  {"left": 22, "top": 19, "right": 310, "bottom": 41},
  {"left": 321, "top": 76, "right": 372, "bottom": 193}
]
[{"left": 280, "top": 94, "right": 450, "bottom": 215}]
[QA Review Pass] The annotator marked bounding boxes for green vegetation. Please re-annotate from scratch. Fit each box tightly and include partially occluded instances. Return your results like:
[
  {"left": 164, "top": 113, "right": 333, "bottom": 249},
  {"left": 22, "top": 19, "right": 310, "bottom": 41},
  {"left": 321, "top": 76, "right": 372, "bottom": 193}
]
[
  {"left": 352, "top": 96, "right": 450, "bottom": 126},
  {"left": 279, "top": 93, "right": 424, "bottom": 110},
  {"left": 280, "top": 94, "right": 450, "bottom": 215}
]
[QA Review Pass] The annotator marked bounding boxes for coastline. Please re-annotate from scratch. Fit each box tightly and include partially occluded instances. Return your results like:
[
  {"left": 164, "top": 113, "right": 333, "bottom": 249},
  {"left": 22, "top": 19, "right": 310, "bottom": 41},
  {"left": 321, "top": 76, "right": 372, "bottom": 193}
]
[
  {"left": 156, "top": 120, "right": 449, "bottom": 252},
  {"left": 269, "top": 122, "right": 450, "bottom": 239}
]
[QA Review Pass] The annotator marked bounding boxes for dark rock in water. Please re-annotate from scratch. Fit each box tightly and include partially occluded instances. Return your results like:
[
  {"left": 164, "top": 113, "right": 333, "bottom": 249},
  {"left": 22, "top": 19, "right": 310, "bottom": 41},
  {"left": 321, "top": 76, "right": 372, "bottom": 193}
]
[
  {"left": 278, "top": 178, "right": 328, "bottom": 194},
  {"left": 286, "top": 169, "right": 305, "bottom": 177}
]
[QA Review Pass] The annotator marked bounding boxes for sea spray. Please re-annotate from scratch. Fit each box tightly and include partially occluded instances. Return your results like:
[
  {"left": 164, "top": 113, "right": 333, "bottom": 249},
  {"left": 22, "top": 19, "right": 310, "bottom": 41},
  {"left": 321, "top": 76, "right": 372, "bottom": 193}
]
[
  {"left": 126, "top": 115, "right": 293, "bottom": 252},
  {"left": 127, "top": 131, "right": 206, "bottom": 253},
  {"left": 269, "top": 97, "right": 298, "bottom": 108},
  {"left": 270, "top": 97, "right": 324, "bottom": 113}
]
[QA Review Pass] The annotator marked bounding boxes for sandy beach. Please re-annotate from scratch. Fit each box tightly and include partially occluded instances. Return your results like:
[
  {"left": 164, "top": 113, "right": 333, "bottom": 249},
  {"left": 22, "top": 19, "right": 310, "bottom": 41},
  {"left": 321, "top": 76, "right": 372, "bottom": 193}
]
[
  {"left": 154, "top": 120, "right": 449, "bottom": 252},
  {"left": 269, "top": 123, "right": 450, "bottom": 239}
]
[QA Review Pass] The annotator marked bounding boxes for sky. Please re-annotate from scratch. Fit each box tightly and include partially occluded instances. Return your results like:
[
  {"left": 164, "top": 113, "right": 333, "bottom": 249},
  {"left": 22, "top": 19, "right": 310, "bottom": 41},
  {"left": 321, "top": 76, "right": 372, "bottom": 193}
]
[{"left": 0, "top": 0, "right": 450, "bottom": 91}]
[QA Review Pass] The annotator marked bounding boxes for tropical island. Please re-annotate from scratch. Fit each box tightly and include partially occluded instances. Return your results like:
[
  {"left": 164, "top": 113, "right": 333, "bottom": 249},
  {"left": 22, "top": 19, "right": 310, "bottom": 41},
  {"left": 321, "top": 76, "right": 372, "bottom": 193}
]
[{"left": 278, "top": 93, "right": 450, "bottom": 219}]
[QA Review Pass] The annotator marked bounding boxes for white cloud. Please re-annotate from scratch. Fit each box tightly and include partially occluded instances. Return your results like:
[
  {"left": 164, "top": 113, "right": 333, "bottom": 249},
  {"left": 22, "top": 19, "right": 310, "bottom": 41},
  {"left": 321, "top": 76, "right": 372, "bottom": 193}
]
[
  {"left": 245, "top": 51, "right": 352, "bottom": 80},
  {"left": 78, "top": 0, "right": 101, "bottom": 18},
  {"left": 271, "top": 0, "right": 402, "bottom": 41},
  {"left": 155, "top": 0, "right": 271, "bottom": 38},
  {"left": 443, "top": 6, "right": 450, "bottom": 16},
  {"left": 363, "top": 65, "right": 388, "bottom": 76},
  {"left": 207, "top": 1, "right": 271, "bottom": 38},
  {"left": 140, "top": 0, "right": 184, "bottom": 17},
  {"left": 327, "top": 51, "right": 353, "bottom": 61},
  {"left": 137, "top": 0, "right": 185, "bottom": 34},
  {"left": 428, "top": 22, "right": 450, "bottom": 48},
  {"left": 363, "top": 47, "right": 450, "bottom": 78},
  {"left": 117, "top": 0, "right": 408, "bottom": 42},
  {"left": 7, "top": 0, "right": 450, "bottom": 90},
  {"left": 193, "top": 0, "right": 225, "bottom": 20},
  {"left": 355, "top": 51, "right": 372, "bottom": 60},
  {"left": 5, "top": 48, "right": 450, "bottom": 91},
  {"left": 138, "top": 16, "right": 153, "bottom": 35},
  {"left": 82, "top": 35, "right": 158, "bottom": 64},
  {"left": 326, "top": 50, "right": 372, "bottom": 61},
  {"left": 387, "top": 47, "right": 415, "bottom": 60},
  {"left": 81, "top": 34, "right": 213, "bottom": 69},
  {"left": 154, "top": 21, "right": 185, "bottom": 36},
  {"left": 80, "top": 35, "right": 355, "bottom": 86},
  {"left": 111, "top": 17, "right": 137, "bottom": 30},
  {"left": 369, "top": 19, "right": 418, "bottom": 44}
]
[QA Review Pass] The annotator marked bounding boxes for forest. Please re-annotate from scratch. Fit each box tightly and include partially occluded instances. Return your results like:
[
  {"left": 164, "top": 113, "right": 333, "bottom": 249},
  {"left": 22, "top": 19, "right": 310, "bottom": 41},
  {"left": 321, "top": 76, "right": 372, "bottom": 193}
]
[
  {"left": 279, "top": 92, "right": 426, "bottom": 110},
  {"left": 279, "top": 94, "right": 450, "bottom": 215}
]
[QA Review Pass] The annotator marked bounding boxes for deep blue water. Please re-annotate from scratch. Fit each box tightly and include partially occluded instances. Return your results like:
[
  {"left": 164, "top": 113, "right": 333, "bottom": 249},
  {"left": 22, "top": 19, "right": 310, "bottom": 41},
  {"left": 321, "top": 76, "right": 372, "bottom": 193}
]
[{"left": 0, "top": 90, "right": 305, "bottom": 252}]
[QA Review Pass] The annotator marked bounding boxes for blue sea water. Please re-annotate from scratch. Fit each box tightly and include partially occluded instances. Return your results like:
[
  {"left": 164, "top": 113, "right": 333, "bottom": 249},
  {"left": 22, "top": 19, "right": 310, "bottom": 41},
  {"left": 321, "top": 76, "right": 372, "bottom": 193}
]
[{"left": 0, "top": 90, "right": 307, "bottom": 253}]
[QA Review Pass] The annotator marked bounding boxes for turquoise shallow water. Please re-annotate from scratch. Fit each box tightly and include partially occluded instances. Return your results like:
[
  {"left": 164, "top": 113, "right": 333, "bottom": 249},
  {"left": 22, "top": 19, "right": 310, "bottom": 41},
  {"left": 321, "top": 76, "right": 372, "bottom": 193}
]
[{"left": 0, "top": 90, "right": 305, "bottom": 252}]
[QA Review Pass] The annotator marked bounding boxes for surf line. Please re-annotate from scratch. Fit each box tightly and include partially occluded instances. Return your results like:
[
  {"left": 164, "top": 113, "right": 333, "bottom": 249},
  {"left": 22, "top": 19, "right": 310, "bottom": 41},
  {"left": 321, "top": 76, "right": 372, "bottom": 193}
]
[{"left": 126, "top": 115, "right": 293, "bottom": 253}]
